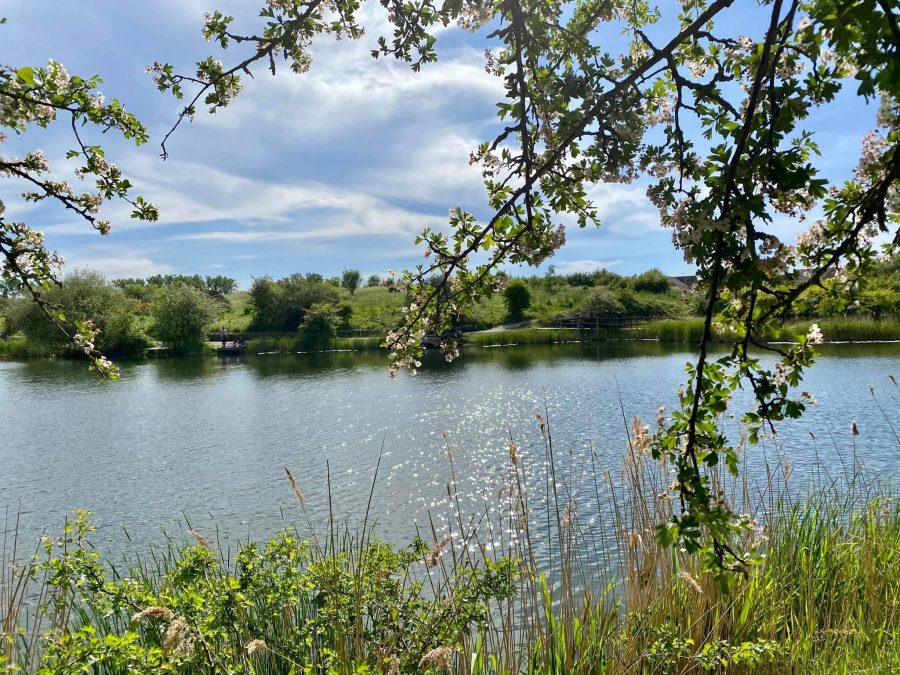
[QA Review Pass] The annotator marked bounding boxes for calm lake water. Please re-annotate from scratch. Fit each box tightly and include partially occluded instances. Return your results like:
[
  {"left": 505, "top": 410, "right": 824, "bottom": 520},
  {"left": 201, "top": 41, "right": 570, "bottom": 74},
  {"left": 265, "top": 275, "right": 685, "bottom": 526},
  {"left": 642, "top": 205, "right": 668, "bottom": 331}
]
[{"left": 2, "top": 342, "right": 898, "bottom": 557}]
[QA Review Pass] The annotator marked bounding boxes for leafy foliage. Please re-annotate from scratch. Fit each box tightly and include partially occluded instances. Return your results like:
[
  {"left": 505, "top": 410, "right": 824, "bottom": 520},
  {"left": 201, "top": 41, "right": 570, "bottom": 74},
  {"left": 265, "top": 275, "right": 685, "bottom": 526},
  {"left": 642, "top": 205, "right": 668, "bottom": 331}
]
[
  {"left": 341, "top": 269, "right": 362, "bottom": 296},
  {"left": 4, "top": 270, "right": 150, "bottom": 356},
  {"left": 248, "top": 274, "right": 339, "bottom": 332},
  {"left": 503, "top": 280, "right": 531, "bottom": 321},
  {"left": 0, "top": 34, "right": 159, "bottom": 377},
  {"left": 151, "top": 284, "right": 217, "bottom": 353}
]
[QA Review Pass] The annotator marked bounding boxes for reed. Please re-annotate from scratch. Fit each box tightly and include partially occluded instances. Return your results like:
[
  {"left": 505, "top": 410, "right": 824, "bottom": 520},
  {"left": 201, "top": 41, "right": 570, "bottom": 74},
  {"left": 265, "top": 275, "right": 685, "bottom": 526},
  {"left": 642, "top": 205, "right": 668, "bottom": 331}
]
[
  {"left": 3, "top": 405, "right": 899, "bottom": 673},
  {"left": 0, "top": 337, "right": 52, "bottom": 359},
  {"left": 776, "top": 316, "right": 900, "bottom": 342},
  {"left": 466, "top": 328, "right": 586, "bottom": 347}
]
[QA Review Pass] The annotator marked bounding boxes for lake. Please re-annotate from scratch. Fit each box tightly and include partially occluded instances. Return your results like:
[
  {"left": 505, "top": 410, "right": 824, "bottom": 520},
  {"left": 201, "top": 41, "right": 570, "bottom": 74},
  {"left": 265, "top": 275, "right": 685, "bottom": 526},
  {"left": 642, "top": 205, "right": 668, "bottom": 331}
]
[{"left": 2, "top": 342, "right": 898, "bottom": 558}]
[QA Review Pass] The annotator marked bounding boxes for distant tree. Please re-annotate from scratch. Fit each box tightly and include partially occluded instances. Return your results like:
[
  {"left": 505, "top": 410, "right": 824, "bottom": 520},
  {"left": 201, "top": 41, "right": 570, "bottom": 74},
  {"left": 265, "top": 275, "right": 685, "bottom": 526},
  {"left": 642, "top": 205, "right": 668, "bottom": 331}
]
[
  {"left": 297, "top": 302, "right": 338, "bottom": 348},
  {"left": 583, "top": 287, "right": 625, "bottom": 317},
  {"left": 248, "top": 274, "right": 339, "bottom": 331},
  {"left": 205, "top": 275, "right": 238, "bottom": 295},
  {"left": 5, "top": 269, "right": 149, "bottom": 354},
  {"left": 0, "top": 277, "right": 21, "bottom": 299},
  {"left": 341, "top": 269, "right": 362, "bottom": 296},
  {"left": 503, "top": 280, "right": 531, "bottom": 321},
  {"left": 151, "top": 284, "right": 216, "bottom": 352},
  {"left": 631, "top": 269, "right": 671, "bottom": 294},
  {"left": 146, "top": 274, "right": 206, "bottom": 291},
  {"left": 366, "top": 274, "right": 382, "bottom": 287},
  {"left": 248, "top": 276, "right": 278, "bottom": 328},
  {"left": 335, "top": 301, "right": 353, "bottom": 330},
  {"left": 563, "top": 271, "right": 596, "bottom": 287}
]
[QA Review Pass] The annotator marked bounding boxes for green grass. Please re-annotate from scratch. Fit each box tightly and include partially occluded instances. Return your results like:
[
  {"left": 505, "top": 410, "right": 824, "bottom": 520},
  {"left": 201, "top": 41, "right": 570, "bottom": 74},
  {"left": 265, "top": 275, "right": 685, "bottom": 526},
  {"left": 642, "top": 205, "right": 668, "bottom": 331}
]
[
  {"left": 466, "top": 328, "right": 587, "bottom": 346},
  {"left": 0, "top": 336, "right": 53, "bottom": 358},
  {"left": 776, "top": 316, "right": 900, "bottom": 342},
  {"left": 633, "top": 316, "right": 900, "bottom": 343}
]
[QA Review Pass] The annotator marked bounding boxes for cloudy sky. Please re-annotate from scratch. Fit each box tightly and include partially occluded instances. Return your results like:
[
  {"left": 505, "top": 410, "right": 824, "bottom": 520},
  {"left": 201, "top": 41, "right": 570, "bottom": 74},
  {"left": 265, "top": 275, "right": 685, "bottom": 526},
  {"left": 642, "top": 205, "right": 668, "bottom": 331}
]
[{"left": 1, "top": 1, "right": 880, "bottom": 286}]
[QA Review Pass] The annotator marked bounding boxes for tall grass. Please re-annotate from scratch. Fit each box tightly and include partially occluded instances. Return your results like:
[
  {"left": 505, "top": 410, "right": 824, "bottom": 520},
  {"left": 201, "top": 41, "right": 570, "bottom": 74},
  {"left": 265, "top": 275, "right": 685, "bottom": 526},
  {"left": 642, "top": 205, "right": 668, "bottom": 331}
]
[
  {"left": 466, "top": 328, "right": 587, "bottom": 347},
  {"left": 776, "top": 316, "right": 900, "bottom": 342},
  {"left": 0, "top": 337, "right": 52, "bottom": 359},
  {"left": 635, "top": 316, "right": 900, "bottom": 343},
  {"left": 4, "top": 407, "right": 898, "bottom": 673}
]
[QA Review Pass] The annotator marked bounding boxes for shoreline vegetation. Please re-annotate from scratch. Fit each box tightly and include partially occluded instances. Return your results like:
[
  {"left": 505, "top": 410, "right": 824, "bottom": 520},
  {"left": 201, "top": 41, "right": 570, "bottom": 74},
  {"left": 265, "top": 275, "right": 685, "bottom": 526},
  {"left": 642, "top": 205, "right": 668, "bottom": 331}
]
[
  {"left": 3, "top": 420, "right": 898, "bottom": 673},
  {"left": 2, "top": 317, "right": 899, "bottom": 362},
  {"left": 1, "top": 259, "right": 898, "bottom": 362}
]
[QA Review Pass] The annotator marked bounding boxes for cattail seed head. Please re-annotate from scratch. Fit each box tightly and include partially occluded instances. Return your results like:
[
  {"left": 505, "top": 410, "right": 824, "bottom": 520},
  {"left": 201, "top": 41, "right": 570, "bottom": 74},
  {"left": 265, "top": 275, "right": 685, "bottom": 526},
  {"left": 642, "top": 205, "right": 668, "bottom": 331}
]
[
  {"left": 131, "top": 606, "right": 174, "bottom": 624},
  {"left": 284, "top": 465, "right": 305, "bottom": 505},
  {"left": 163, "top": 618, "right": 194, "bottom": 656},
  {"left": 427, "top": 535, "right": 451, "bottom": 567},
  {"left": 419, "top": 646, "right": 453, "bottom": 672},
  {"left": 245, "top": 639, "right": 267, "bottom": 656}
]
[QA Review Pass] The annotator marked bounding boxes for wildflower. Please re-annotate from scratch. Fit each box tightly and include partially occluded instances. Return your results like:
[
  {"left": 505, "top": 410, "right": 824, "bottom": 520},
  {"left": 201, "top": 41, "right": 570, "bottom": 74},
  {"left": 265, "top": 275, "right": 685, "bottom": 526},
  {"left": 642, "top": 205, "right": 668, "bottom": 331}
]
[
  {"left": 419, "top": 646, "right": 454, "bottom": 673},
  {"left": 131, "top": 606, "right": 174, "bottom": 623},
  {"left": 851, "top": 421, "right": 859, "bottom": 436},
  {"left": 245, "top": 639, "right": 267, "bottom": 655}
]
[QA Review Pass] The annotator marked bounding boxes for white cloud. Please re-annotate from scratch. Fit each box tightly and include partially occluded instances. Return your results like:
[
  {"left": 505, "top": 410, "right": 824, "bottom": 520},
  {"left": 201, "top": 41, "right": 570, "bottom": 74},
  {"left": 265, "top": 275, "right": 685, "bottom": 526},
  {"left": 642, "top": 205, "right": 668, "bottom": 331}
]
[
  {"left": 63, "top": 255, "right": 173, "bottom": 279},
  {"left": 554, "top": 259, "right": 622, "bottom": 275}
]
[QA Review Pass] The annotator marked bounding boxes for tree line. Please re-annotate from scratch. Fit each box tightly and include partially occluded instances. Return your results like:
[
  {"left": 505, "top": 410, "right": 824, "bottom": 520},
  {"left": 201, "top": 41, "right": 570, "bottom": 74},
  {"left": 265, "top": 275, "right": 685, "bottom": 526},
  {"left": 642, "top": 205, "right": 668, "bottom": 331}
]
[{"left": 2, "top": 259, "right": 897, "bottom": 357}]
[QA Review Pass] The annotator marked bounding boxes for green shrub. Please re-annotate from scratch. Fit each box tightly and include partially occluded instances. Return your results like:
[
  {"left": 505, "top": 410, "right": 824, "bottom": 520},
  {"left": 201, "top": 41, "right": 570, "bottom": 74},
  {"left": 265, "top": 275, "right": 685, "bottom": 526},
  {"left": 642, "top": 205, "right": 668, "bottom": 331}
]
[
  {"left": 630, "top": 268, "right": 671, "bottom": 294},
  {"left": 3, "top": 269, "right": 150, "bottom": 356},
  {"left": 503, "top": 280, "right": 531, "bottom": 321},
  {"left": 583, "top": 287, "right": 625, "bottom": 316},
  {"left": 297, "top": 302, "right": 339, "bottom": 348},
  {"left": 151, "top": 284, "right": 217, "bottom": 353}
]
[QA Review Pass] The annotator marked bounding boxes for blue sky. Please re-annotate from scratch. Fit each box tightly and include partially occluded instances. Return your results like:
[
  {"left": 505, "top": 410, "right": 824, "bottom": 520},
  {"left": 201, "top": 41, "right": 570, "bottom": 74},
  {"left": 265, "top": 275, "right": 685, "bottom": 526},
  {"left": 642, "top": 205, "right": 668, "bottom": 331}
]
[{"left": 1, "top": 1, "right": 879, "bottom": 287}]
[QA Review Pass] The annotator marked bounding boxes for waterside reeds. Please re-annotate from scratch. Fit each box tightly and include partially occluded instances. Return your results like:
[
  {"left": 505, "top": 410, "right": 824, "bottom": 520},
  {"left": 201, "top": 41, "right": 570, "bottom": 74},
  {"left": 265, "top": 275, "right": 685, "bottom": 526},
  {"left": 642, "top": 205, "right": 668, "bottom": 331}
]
[{"left": 3, "top": 401, "right": 899, "bottom": 673}]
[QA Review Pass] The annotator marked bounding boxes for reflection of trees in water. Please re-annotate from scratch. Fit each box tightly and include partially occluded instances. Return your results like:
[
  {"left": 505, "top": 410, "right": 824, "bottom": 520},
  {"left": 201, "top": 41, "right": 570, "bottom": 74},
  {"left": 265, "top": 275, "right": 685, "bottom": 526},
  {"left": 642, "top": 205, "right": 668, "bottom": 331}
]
[
  {"left": 244, "top": 351, "right": 385, "bottom": 379},
  {"left": 152, "top": 356, "right": 223, "bottom": 381},
  {"left": 143, "top": 341, "right": 899, "bottom": 383}
]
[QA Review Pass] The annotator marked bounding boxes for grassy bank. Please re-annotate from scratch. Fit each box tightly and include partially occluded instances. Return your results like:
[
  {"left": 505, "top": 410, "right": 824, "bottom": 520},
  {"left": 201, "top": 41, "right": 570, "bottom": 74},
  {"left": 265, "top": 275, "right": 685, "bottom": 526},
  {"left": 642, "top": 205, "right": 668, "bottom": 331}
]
[
  {"left": 634, "top": 316, "right": 900, "bottom": 343},
  {"left": 466, "top": 328, "right": 587, "bottom": 347},
  {"left": 0, "top": 337, "right": 52, "bottom": 359},
  {"left": 246, "top": 334, "right": 385, "bottom": 353},
  {"left": 3, "top": 433, "right": 898, "bottom": 673}
]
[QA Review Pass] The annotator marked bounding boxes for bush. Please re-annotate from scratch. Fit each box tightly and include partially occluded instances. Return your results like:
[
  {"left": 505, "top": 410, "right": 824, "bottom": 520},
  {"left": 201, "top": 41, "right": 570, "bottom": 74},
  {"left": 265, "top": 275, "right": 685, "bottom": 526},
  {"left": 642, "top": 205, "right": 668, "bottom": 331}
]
[
  {"left": 582, "top": 287, "right": 625, "bottom": 316},
  {"left": 4, "top": 269, "right": 149, "bottom": 356},
  {"left": 151, "top": 284, "right": 217, "bottom": 353},
  {"left": 630, "top": 268, "right": 671, "bottom": 294},
  {"left": 297, "top": 302, "right": 339, "bottom": 348},
  {"left": 504, "top": 280, "right": 532, "bottom": 321},
  {"left": 249, "top": 274, "right": 339, "bottom": 331},
  {"left": 367, "top": 274, "right": 382, "bottom": 287}
]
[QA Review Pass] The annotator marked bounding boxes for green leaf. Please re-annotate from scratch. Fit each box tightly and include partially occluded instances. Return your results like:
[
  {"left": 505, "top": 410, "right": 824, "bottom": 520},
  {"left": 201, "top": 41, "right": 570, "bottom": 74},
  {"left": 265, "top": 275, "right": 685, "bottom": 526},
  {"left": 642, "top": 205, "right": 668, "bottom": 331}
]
[{"left": 16, "top": 66, "right": 36, "bottom": 85}]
